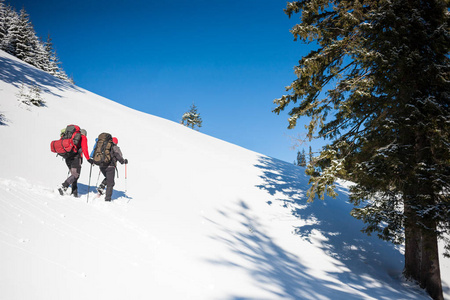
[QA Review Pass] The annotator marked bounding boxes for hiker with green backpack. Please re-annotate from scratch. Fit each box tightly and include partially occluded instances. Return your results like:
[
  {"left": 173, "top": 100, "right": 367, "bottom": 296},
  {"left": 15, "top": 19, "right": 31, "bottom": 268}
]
[
  {"left": 90, "top": 133, "right": 128, "bottom": 202},
  {"left": 50, "top": 125, "right": 93, "bottom": 197}
]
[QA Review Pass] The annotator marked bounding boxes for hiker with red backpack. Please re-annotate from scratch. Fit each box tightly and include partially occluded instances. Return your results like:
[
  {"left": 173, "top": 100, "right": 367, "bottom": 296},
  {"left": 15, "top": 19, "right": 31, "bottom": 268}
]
[
  {"left": 90, "top": 134, "right": 128, "bottom": 202},
  {"left": 51, "top": 125, "right": 93, "bottom": 197}
]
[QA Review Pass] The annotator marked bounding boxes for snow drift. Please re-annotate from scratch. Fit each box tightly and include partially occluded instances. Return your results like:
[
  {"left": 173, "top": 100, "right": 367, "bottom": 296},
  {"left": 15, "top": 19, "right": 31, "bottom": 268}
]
[{"left": 0, "top": 50, "right": 448, "bottom": 299}]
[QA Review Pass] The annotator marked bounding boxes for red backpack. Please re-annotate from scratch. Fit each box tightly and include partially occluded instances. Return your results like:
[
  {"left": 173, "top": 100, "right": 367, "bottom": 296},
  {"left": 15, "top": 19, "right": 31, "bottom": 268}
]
[{"left": 50, "top": 125, "right": 81, "bottom": 158}]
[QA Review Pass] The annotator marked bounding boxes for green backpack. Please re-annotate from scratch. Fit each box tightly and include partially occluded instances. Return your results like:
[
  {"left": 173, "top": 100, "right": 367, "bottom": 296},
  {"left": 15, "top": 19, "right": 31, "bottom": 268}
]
[
  {"left": 92, "top": 133, "right": 113, "bottom": 166},
  {"left": 50, "top": 124, "right": 81, "bottom": 158}
]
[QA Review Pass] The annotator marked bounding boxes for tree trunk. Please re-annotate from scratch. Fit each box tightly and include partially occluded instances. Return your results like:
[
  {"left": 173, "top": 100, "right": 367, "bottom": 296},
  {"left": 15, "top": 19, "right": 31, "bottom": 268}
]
[{"left": 404, "top": 202, "right": 443, "bottom": 300}]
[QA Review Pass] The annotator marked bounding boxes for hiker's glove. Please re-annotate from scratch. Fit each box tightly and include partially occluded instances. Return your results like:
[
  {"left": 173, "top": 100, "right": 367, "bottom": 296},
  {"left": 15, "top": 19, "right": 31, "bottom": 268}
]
[
  {"left": 124, "top": 159, "right": 128, "bottom": 164},
  {"left": 88, "top": 158, "right": 94, "bottom": 164}
]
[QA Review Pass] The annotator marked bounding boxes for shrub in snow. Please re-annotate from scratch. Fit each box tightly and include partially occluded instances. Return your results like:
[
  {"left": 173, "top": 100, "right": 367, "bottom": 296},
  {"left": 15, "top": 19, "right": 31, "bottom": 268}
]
[{"left": 16, "top": 83, "right": 45, "bottom": 107}]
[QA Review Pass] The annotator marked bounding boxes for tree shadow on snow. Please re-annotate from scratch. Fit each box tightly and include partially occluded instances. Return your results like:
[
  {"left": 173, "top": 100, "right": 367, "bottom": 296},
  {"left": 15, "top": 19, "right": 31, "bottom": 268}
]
[
  {"left": 0, "top": 112, "right": 8, "bottom": 125},
  {"left": 253, "top": 156, "right": 436, "bottom": 299},
  {"left": 204, "top": 156, "right": 430, "bottom": 299},
  {"left": 206, "top": 200, "right": 366, "bottom": 299},
  {"left": 0, "top": 56, "right": 84, "bottom": 97},
  {"left": 76, "top": 183, "right": 132, "bottom": 202}
]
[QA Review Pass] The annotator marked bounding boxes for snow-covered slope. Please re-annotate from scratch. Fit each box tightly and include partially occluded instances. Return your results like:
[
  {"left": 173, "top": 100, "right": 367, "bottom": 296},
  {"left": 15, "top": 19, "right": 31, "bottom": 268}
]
[{"left": 0, "top": 50, "right": 448, "bottom": 300}]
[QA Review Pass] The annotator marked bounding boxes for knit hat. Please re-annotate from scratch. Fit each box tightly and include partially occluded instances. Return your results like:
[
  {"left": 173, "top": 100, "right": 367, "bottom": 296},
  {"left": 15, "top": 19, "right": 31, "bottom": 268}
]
[
  {"left": 112, "top": 137, "right": 118, "bottom": 144},
  {"left": 80, "top": 129, "right": 87, "bottom": 136}
]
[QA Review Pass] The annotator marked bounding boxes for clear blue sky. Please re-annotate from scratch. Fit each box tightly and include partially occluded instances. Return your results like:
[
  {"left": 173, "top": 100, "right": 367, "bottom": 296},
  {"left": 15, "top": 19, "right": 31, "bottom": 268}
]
[{"left": 8, "top": 0, "right": 326, "bottom": 163}]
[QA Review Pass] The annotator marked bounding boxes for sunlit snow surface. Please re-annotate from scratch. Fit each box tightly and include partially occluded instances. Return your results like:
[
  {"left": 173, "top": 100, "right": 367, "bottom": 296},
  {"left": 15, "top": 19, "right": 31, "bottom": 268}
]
[{"left": 0, "top": 50, "right": 448, "bottom": 299}]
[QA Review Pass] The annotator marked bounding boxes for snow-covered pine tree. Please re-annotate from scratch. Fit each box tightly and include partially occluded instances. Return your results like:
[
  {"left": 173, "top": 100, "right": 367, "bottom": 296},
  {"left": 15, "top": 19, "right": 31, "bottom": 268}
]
[
  {"left": 34, "top": 36, "right": 51, "bottom": 72},
  {"left": 181, "top": 103, "right": 203, "bottom": 130},
  {"left": 27, "top": 84, "right": 44, "bottom": 106},
  {"left": 43, "top": 34, "right": 59, "bottom": 75},
  {"left": 16, "top": 83, "right": 45, "bottom": 107},
  {"left": 43, "top": 35, "right": 70, "bottom": 82},
  {"left": 0, "top": 3, "right": 71, "bottom": 83},
  {"left": 0, "top": 0, "right": 6, "bottom": 44},
  {"left": 1, "top": 3, "right": 18, "bottom": 54},
  {"left": 274, "top": 1, "right": 449, "bottom": 299},
  {"left": 11, "top": 8, "right": 40, "bottom": 66},
  {"left": 54, "top": 61, "right": 70, "bottom": 82}
]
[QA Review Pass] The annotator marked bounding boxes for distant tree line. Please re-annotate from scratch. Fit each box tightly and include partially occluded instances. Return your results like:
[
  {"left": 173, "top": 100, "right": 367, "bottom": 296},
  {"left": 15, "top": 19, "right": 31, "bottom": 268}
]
[
  {"left": 294, "top": 146, "right": 313, "bottom": 167},
  {"left": 0, "top": 0, "right": 72, "bottom": 83}
]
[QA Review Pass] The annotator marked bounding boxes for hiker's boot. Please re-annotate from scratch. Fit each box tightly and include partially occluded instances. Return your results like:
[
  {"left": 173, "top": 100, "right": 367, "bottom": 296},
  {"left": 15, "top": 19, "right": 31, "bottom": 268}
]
[
  {"left": 58, "top": 184, "right": 69, "bottom": 196},
  {"left": 97, "top": 183, "right": 106, "bottom": 195}
]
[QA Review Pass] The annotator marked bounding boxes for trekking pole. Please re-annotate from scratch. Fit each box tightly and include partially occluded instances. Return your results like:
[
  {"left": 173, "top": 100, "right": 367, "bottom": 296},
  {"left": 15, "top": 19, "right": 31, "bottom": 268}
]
[
  {"left": 96, "top": 169, "right": 101, "bottom": 187},
  {"left": 125, "top": 164, "right": 131, "bottom": 203},
  {"left": 125, "top": 163, "right": 128, "bottom": 193},
  {"left": 87, "top": 163, "right": 93, "bottom": 203}
]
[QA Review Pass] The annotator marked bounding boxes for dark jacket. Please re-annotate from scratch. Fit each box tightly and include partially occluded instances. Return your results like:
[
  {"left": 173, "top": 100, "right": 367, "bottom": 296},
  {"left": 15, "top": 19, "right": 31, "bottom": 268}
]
[{"left": 109, "top": 144, "right": 125, "bottom": 167}]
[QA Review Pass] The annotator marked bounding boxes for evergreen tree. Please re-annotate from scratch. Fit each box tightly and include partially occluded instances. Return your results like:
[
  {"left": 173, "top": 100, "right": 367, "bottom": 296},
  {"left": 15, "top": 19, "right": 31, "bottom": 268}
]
[
  {"left": 12, "top": 8, "right": 38, "bottom": 65},
  {"left": 33, "top": 36, "right": 51, "bottom": 71},
  {"left": 43, "top": 34, "right": 59, "bottom": 75},
  {"left": 54, "top": 60, "right": 70, "bottom": 82},
  {"left": 17, "top": 83, "right": 45, "bottom": 107},
  {"left": 0, "top": 0, "right": 6, "bottom": 43},
  {"left": 0, "top": 3, "right": 71, "bottom": 83},
  {"left": 1, "top": 4, "right": 18, "bottom": 54},
  {"left": 181, "top": 103, "right": 203, "bottom": 130},
  {"left": 296, "top": 148, "right": 307, "bottom": 167},
  {"left": 43, "top": 35, "right": 70, "bottom": 82},
  {"left": 274, "top": 1, "right": 449, "bottom": 299}
]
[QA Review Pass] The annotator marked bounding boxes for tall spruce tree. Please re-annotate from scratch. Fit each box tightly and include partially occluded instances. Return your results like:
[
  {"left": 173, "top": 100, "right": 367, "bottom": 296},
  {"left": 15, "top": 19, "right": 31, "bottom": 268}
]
[
  {"left": 1, "top": 4, "right": 18, "bottom": 55},
  {"left": 43, "top": 34, "right": 59, "bottom": 75},
  {"left": 274, "top": 1, "right": 449, "bottom": 299},
  {"left": 12, "top": 8, "right": 38, "bottom": 65},
  {"left": 43, "top": 34, "right": 70, "bottom": 82},
  {"left": 0, "top": 0, "right": 6, "bottom": 44}
]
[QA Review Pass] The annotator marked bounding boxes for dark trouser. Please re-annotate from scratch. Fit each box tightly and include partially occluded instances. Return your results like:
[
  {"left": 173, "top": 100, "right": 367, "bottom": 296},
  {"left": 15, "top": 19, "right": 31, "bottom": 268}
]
[
  {"left": 100, "top": 166, "right": 115, "bottom": 201},
  {"left": 63, "top": 155, "right": 81, "bottom": 195}
]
